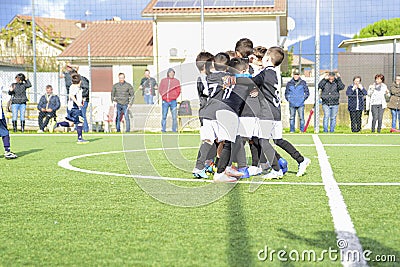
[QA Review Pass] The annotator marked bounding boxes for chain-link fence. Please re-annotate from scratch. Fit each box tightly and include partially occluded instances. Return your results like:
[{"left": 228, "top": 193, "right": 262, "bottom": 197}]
[{"left": 1, "top": 0, "right": 399, "bottom": 132}]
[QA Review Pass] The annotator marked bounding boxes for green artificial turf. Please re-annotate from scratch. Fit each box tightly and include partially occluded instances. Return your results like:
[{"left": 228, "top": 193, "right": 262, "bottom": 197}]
[{"left": 0, "top": 134, "right": 398, "bottom": 266}]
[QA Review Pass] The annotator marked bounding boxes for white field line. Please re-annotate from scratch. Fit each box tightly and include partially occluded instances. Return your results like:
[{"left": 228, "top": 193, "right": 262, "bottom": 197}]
[
  {"left": 57, "top": 148, "right": 400, "bottom": 187},
  {"left": 312, "top": 134, "right": 368, "bottom": 267}
]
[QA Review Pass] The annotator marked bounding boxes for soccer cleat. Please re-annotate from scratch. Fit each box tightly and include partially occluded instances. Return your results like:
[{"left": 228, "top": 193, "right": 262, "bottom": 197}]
[
  {"left": 49, "top": 120, "right": 57, "bottom": 133},
  {"left": 238, "top": 167, "right": 250, "bottom": 179},
  {"left": 224, "top": 166, "right": 245, "bottom": 178},
  {"left": 193, "top": 168, "right": 209, "bottom": 179},
  {"left": 4, "top": 151, "right": 18, "bottom": 159},
  {"left": 77, "top": 139, "right": 89, "bottom": 144},
  {"left": 213, "top": 172, "right": 237, "bottom": 183},
  {"left": 37, "top": 129, "right": 44, "bottom": 133},
  {"left": 278, "top": 157, "right": 288, "bottom": 175},
  {"left": 296, "top": 157, "right": 311, "bottom": 177},
  {"left": 204, "top": 159, "right": 215, "bottom": 174},
  {"left": 262, "top": 169, "right": 283, "bottom": 180},
  {"left": 248, "top": 166, "right": 263, "bottom": 176}
]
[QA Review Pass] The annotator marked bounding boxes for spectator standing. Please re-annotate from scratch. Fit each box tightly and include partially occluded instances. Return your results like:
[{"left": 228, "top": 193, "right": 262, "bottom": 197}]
[
  {"left": 37, "top": 85, "right": 61, "bottom": 133},
  {"left": 367, "top": 74, "right": 390, "bottom": 133},
  {"left": 387, "top": 74, "right": 400, "bottom": 132},
  {"left": 159, "top": 68, "right": 181, "bottom": 132},
  {"left": 285, "top": 69, "right": 310, "bottom": 132},
  {"left": 8, "top": 73, "right": 31, "bottom": 132},
  {"left": 318, "top": 72, "right": 345, "bottom": 133},
  {"left": 111, "top": 73, "right": 134, "bottom": 132},
  {"left": 139, "top": 69, "right": 158, "bottom": 105},
  {"left": 80, "top": 74, "right": 90, "bottom": 132},
  {"left": 346, "top": 76, "right": 367, "bottom": 132}
]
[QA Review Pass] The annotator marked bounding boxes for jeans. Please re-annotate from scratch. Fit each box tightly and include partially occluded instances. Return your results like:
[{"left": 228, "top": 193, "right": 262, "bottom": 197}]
[
  {"left": 371, "top": 104, "right": 384, "bottom": 132},
  {"left": 11, "top": 103, "right": 26, "bottom": 121},
  {"left": 116, "top": 103, "right": 130, "bottom": 132},
  {"left": 81, "top": 101, "right": 89, "bottom": 132},
  {"left": 322, "top": 104, "right": 339, "bottom": 132},
  {"left": 391, "top": 108, "right": 400, "bottom": 129},
  {"left": 161, "top": 100, "right": 177, "bottom": 132},
  {"left": 144, "top": 94, "right": 154, "bottom": 105},
  {"left": 289, "top": 105, "right": 305, "bottom": 132}
]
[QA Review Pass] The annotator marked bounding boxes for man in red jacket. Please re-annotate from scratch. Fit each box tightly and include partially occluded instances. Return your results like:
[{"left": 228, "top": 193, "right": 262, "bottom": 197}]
[{"left": 159, "top": 68, "right": 181, "bottom": 132}]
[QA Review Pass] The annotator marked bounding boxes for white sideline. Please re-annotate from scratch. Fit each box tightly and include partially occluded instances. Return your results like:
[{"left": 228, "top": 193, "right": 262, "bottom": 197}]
[{"left": 312, "top": 134, "right": 368, "bottom": 267}]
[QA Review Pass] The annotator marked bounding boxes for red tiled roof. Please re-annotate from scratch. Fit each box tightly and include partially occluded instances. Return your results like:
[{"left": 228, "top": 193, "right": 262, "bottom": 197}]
[
  {"left": 13, "top": 15, "right": 87, "bottom": 40},
  {"left": 142, "top": 0, "right": 286, "bottom": 16},
  {"left": 59, "top": 20, "right": 153, "bottom": 58}
]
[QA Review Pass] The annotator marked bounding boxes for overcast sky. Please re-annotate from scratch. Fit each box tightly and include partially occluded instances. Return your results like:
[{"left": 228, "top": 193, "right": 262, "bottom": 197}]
[{"left": 1, "top": 0, "right": 399, "bottom": 45}]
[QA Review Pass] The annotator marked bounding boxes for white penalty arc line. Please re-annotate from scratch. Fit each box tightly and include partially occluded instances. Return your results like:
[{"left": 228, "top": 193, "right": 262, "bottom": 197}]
[
  {"left": 313, "top": 134, "right": 368, "bottom": 267},
  {"left": 57, "top": 147, "right": 400, "bottom": 187}
]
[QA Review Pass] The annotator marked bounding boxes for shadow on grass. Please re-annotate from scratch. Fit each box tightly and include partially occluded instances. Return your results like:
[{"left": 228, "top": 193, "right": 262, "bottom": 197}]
[
  {"left": 278, "top": 229, "right": 399, "bottom": 266},
  {"left": 16, "top": 148, "right": 43, "bottom": 157},
  {"left": 227, "top": 185, "right": 254, "bottom": 266}
]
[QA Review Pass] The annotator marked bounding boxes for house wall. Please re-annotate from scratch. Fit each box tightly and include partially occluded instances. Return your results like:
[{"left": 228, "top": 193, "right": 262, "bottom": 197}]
[
  {"left": 154, "top": 16, "right": 279, "bottom": 103},
  {"left": 347, "top": 40, "right": 400, "bottom": 53}
]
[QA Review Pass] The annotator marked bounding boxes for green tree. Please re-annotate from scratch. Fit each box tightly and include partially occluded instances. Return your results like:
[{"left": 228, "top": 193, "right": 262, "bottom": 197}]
[
  {"left": 354, "top": 18, "right": 400, "bottom": 38},
  {"left": 0, "top": 18, "right": 63, "bottom": 72}
]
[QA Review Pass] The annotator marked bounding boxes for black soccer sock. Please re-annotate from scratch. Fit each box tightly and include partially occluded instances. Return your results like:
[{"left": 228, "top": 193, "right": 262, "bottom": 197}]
[
  {"left": 274, "top": 138, "right": 304, "bottom": 164},
  {"left": 217, "top": 141, "right": 231, "bottom": 173},
  {"left": 2, "top": 135, "right": 10, "bottom": 152},
  {"left": 195, "top": 142, "right": 212, "bottom": 170},
  {"left": 259, "top": 138, "right": 279, "bottom": 171},
  {"left": 57, "top": 121, "right": 70, "bottom": 127},
  {"left": 77, "top": 125, "right": 83, "bottom": 140}
]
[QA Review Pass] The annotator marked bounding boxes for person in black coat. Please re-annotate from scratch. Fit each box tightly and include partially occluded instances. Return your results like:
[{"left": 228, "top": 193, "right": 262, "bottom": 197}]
[{"left": 8, "top": 73, "right": 31, "bottom": 132}]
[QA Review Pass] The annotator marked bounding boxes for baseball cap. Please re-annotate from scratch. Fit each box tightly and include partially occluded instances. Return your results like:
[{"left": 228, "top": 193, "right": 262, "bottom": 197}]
[
  {"left": 328, "top": 71, "right": 336, "bottom": 76},
  {"left": 293, "top": 69, "right": 300, "bottom": 75}
]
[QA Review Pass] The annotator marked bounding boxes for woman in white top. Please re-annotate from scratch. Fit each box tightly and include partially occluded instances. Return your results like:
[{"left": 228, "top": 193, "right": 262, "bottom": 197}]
[{"left": 367, "top": 74, "right": 390, "bottom": 133}]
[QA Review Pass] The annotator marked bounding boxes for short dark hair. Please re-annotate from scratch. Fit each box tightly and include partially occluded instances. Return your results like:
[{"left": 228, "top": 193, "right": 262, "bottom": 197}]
[
  {"left": 375, "top": 73, "right": 384, "bottom": 83},
  {"left": 144, "top": 69, "right": 150, "bottom": 73},
  {"left": 267, "top": 46, "right": 285, "bottom": 67},
  {"left": 214, "top": 52, "right": 230, "bottom": 71},
  {"left": 353, "top": 76, "right": 362, "bottom": 82},
  {"left": 253, "top": 46, "right": 267, "bottom": 60},
  {"left": 235, "top": 38, "right": 253, "bottom": 58},
  {"left": 46, "top": 84, "right": 53, "bottom": 89},
  {"left": 195, "top": 51, "right": 214, "bottom": 73},
  {"left": 118, "top": 73, "right": 125, "bottom": 77},
  {"left": 229, "top": 57, "right": 249, "bottom": 74},
  {"left": 71, "top": 73, "right": 81, "bottom": 84}
]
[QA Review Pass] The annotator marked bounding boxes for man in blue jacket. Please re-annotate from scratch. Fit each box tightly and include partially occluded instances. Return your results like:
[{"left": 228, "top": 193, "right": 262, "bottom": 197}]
[
  {"left": 285, "top": 70, "right": 310, "bottom": 132},
  {"left": 37, "top": 85, "right": 61, "bottom": 133}
]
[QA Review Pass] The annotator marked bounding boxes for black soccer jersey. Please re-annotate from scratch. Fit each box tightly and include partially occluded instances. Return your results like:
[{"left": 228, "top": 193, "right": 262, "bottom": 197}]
[
  {"left": 202, "top": 71, "right": 230, "bottom": 120},
  {"left": 218, "top": 76, "right": 255, "bottom": 116},
  {"left": 252, "top": 66, "right": 281, "bottom": 121},
  {"left": 197, "top": 74, "right": 209, "bottom": 119}
]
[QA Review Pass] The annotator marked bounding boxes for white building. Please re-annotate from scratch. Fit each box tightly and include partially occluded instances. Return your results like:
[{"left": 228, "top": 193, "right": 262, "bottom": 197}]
[{"left": 142, "top": 0, "right": 288, "bottom": 101}]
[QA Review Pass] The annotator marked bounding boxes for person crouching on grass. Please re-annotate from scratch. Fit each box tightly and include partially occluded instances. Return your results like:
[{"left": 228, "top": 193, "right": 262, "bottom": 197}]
[
  {"left": 54, "top": 73, "right": 89, "bottom": 144},
  {"left": 0, "top": 92, "right": 17, "bottom": 159}
]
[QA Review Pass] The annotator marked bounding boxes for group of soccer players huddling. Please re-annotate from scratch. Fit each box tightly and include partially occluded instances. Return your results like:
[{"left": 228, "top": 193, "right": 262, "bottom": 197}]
[{"left": 192, "top": 38, "right": 311, "bottom": 182}]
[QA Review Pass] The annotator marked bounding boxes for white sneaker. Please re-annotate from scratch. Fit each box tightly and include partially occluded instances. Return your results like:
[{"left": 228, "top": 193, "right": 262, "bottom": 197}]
[
  {"left": 213, "top": 172, "right": 237, "bottom": 183},
  {"left": 248, "top": 166, "right": 263, "bottom": 176},
  {"left": 224, "top": 166, "right": 245, "bottom": 177},
  {"left": 262, "top": 169, "right": 283, "bottom": 180},
  {"left": 296, "top": 157, "right": 311, "bottom": 177},
  {"left": 37, "top": 129, "right": 44, "bottom": 133}
]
